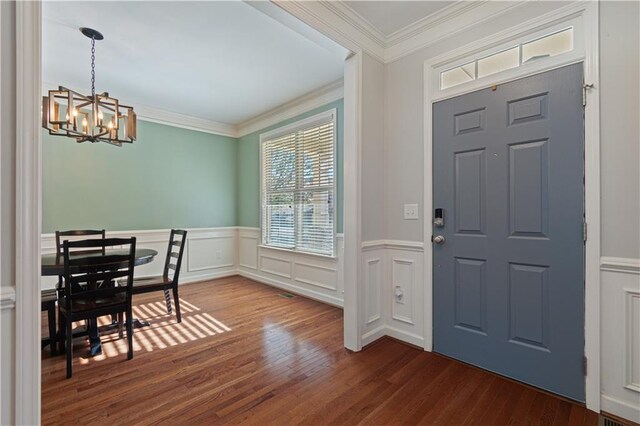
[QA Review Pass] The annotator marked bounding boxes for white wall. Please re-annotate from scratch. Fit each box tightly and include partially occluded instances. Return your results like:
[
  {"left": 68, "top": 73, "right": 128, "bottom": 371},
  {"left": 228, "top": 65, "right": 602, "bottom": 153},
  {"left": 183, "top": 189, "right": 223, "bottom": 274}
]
[
  {"left": 599, "top": 1, "right": 640, "bottom": 260},
  {"left": 598, "top": 2, "right": 640, "bottom": 420},
  {"left": 361, "top": 53, "right": 386, "bottom": 242},
  {"left": 0, "top": 1, "right": 17, "bottom": 424}
]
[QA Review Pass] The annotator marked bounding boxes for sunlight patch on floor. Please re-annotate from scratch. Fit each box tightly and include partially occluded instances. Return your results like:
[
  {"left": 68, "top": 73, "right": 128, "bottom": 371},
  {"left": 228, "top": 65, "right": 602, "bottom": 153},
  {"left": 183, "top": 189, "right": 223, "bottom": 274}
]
[{"left": 74, "top": 298, "right": 232, "bottom": 364}]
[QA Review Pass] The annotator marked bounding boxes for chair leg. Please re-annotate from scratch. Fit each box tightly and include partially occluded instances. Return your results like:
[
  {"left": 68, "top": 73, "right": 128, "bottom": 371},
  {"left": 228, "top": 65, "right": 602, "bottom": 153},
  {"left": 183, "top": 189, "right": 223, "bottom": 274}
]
[
  {"left": 118, "top": 312, "right": 124, "bottom": 339},
  {"left": 172, "top": 286, "right": 182, "bottom": 323},
  {"left": 126, "top": 308, "right": 133, "bottom": 360},
  {"left": 58, "top": 307, "right": 66, "bottom": 354},
  {"left": 66, "top": 317, "right": 73, "bottom": 379},
  {"left": 163, "top": 289, "right": 172, "bottom": 314},
  {"left": 47, "top": 304, "right": 57, "bottom": 356}
]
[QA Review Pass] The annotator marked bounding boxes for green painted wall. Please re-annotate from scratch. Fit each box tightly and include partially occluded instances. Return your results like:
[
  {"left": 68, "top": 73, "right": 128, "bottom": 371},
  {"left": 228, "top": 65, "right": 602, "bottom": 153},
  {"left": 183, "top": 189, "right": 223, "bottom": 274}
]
[
  {"left": 237, "top": 99, "right": 344, "bottom": 231},
  {"left": 42, "top": 120, "right": 237, "bottom": 233},
  {"left": 42, "top": 99, "right": 343, "bottom": 233}
]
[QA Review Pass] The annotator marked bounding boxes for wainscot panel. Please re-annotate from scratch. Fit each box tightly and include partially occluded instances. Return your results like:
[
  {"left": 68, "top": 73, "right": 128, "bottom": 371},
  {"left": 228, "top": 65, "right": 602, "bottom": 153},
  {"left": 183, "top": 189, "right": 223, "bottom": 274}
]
[
  {"left": 360, "top": 241, "right": 425, "bottom": 348},
  {"left": 237, "top": 228, "right": 344, "bottom": 307},
  {"left": 600, "top": 257, "right": 640, "bottom": 422}
]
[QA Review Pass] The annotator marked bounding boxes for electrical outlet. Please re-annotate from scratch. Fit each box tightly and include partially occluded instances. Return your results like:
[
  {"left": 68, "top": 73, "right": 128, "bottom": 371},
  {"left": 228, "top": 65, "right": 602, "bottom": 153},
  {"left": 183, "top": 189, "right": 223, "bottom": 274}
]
[
  {"left": 404, "top": 204, "right": 419, "bottom": 220},
  {"left": 215, "top": 250, "right": 222, "bottom": 260},
  {"left": 395, "top": 286, "right": 405, "bottom": 304}
]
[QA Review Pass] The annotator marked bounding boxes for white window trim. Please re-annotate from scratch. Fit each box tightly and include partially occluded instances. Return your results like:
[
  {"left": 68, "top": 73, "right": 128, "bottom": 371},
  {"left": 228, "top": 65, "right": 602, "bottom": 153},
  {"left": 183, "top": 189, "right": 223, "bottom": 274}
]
[
  {"left": 259, "top": 108, "right": 338, "bottom": 258},
  {"left": 423, "top": 1, "right": 600, "bottom": 412}
]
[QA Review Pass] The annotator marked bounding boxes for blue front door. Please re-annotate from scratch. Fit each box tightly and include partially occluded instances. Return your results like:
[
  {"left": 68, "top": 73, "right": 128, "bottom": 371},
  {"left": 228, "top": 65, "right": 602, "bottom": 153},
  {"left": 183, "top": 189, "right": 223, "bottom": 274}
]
[{"left": 433, "top": 64, "right": 585, "bottom": 401}]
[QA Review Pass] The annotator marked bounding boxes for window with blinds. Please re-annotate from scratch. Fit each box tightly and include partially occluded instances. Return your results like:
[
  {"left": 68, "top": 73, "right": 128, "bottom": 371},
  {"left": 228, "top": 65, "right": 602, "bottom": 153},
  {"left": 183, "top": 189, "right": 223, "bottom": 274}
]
[{"left": 261, "top": 110, "right": 336, "bottom": 256}]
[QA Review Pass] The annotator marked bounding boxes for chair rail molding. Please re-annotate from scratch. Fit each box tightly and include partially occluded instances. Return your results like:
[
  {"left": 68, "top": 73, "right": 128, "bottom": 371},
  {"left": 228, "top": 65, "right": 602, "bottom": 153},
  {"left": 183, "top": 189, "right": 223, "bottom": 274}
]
[
  {"left": 362, "top": 240, "right": 424, "bottom": 252},
  {"left": 600, "top": 257, "right": 640, "bottom": 274},
  {"left": 0, "top": 287, "right": 16, "bottom": 310}
]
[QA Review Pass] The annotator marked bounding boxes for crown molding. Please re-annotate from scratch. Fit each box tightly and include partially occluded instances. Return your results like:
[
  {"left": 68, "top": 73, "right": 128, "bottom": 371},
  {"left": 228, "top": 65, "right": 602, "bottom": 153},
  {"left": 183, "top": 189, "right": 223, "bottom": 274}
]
[
  {"left": 43, "top": 79, "right": 344, "bottom": 139},
  {"left": 273, "top": 0, "right": 385, "bottom": 62},
  {"left": 384, "top": 0, "right": 529, "bottom": 63},
  {"left": 385, "top": 1, "right": 488, "bottom": 45},
  {"left": 276, "top": 1, "right": 534, "bottom": 64},
  {"left": 237, "top": 78, "right": 343, "bottom": 137},
  {"left": 133, "top": 104, "right": 238, "bottom": 138},
  {"left": 321, "top": 1, "right": 387, "bottom": 48}
]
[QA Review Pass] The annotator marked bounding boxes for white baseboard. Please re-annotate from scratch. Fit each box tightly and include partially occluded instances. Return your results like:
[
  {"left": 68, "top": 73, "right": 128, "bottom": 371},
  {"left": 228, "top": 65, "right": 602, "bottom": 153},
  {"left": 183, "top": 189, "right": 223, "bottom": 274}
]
[
  {"left": 179, "top": 270, "right": 238, "bottom": 286},
  {"left": 238, "top": 269, "right": 343, "bottom": 308},
  {"left": 385, "top": 326, "right": 425, "bottom": 348},
  {"left": 362, "top": 325, "right": 386, "bottom": 347},
  {"left": 601, "top": 394, "right": 640, "bottom": 423}
]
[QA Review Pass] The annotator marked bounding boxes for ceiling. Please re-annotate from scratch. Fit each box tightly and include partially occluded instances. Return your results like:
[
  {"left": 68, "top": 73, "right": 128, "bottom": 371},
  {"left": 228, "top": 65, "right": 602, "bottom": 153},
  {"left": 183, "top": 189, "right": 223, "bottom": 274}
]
[
  {"left": 342, "top": 1, "right": 455, "bottom": 36},
  {"left": 42, "top": 1, "right": 346, "bottom": 125}
]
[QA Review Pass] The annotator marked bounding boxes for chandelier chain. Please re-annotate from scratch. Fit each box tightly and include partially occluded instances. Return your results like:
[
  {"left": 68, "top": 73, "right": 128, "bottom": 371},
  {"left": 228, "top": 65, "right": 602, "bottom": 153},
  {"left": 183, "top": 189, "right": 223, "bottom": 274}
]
[{"left": 90, "top": 36, "right": 96, "bottom": 99}]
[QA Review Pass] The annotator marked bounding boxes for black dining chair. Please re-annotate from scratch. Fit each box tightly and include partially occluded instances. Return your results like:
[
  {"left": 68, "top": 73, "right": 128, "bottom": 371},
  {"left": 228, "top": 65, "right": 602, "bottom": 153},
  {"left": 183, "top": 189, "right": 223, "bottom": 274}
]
[
  {"left": 132, "top": 230, "right": 187, "bottom": 322},
  {"left": 59, "top": 237, "right": 136, "bottom": 378},
  {"left": 54, "top": 230, "right": 107, "bottom": 349},
  {"left": 55, "top": 229, "right": 106, "bottom": 294}
]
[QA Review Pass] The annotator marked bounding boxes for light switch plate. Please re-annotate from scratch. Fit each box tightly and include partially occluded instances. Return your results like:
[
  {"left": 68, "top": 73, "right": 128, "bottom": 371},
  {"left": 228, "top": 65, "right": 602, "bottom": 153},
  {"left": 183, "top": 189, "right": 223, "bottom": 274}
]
[{"left": 404, "top": 204, "right": 419, "bottom": 220}]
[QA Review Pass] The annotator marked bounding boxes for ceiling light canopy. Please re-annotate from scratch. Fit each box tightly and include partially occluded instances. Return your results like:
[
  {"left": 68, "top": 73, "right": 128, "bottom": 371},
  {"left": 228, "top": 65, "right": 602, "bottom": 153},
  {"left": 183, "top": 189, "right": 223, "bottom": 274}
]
[{"left": 42, "top": 27, "right": 136, "bottom": 147}]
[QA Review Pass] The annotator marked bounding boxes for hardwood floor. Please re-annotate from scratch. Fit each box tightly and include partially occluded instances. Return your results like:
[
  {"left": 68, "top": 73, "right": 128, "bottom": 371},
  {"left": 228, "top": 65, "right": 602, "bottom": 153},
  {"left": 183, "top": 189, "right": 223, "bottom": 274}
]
[{"left": 42, "top": 276, "right": 597, "bottom": 425}]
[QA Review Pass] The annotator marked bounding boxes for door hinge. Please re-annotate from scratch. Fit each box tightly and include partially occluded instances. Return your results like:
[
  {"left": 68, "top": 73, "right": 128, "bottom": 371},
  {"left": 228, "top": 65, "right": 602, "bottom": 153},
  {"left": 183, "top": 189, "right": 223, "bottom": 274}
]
[
  {"left": 584, "top": 356, "right": 588, "bottom": 375},
  {"left": 583, "top": 83, "right": 594, "bottom": 107},
  {"left": 583, "top": 221, "right": 588, "bottom": 242}
]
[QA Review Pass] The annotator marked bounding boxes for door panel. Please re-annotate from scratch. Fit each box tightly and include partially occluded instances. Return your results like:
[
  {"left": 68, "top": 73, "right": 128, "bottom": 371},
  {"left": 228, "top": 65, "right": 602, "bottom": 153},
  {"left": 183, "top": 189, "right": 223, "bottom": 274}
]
[{"left": 433, "top": 64, "right": 585, "bottom": 401}]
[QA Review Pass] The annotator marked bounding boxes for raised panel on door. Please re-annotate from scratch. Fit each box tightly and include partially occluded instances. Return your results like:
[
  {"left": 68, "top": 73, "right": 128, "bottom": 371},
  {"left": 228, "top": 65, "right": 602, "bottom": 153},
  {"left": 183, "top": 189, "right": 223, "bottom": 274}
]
[{"left": 433, "top": 63, "right": 585, "bottom": 402}]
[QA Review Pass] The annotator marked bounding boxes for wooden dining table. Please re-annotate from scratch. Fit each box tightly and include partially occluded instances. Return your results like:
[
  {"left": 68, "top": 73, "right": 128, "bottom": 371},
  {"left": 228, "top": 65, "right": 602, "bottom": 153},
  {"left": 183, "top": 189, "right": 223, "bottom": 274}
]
[{"left": 41, "top": 248, "right": 158, "bottom": 356}]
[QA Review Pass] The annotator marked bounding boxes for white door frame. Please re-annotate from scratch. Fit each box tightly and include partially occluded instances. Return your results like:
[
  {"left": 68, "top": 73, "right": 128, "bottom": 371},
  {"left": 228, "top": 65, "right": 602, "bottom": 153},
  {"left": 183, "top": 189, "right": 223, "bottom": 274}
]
[
  {"left": 15, "top": 1, "right": 42, "bottom": 424},
  {"left": 422, "top": 1, "right": 601, "bottom": 411},
  {"left": 342, "top": 50, "right": 364, "bottom": 351},
  {"left": 13, "top": 1, "right": 365, "bottom": 421}
]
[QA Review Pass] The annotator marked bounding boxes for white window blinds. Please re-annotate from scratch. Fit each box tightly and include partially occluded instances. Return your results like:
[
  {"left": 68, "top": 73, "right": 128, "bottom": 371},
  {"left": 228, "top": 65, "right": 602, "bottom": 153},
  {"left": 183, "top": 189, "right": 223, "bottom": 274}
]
[{"left": 261, "top": 112, "right": 335, "bottom": 256}]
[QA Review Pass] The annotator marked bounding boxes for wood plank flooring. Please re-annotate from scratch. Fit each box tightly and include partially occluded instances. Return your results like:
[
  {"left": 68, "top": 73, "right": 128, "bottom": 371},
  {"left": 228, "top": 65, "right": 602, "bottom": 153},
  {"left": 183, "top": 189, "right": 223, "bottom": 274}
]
[{"left": 42, "top": 276, "right": 597, "bottom": 425}]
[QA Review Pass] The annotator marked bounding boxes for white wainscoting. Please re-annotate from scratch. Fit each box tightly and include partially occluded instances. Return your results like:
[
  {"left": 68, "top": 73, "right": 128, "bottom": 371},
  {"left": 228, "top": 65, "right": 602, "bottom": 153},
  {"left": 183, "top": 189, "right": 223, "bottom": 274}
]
[
  {"left": 361, "top": 241, "right": 425, "bottom": 347},
  {"left": 41, "top": 227, "right": 239, "bottom": 290},
  {"left": 361, "top": 247, "right": 385, "bottom": 346},
  {"left": 237, "top": 227, "right": 344, "bottom": 307},
  {"left": 600, "top": 257, "right": 640, "bottom": 422}
]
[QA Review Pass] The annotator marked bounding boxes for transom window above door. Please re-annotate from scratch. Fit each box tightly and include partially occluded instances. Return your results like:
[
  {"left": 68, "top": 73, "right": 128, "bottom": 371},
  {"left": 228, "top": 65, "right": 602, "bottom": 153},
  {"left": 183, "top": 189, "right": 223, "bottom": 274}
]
[
  {"left": 441, "top": 27, "right": 574, "bottom": 90},
  {"left": 260, "top": 110, "right": 336, "bottom": 257}
]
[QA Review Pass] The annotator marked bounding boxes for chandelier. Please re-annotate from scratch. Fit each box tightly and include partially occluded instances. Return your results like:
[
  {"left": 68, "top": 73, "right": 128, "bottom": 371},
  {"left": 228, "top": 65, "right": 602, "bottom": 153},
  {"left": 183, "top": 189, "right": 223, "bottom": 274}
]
[{"left": 42, "top": 27, "right": 136, "bottom": 147}]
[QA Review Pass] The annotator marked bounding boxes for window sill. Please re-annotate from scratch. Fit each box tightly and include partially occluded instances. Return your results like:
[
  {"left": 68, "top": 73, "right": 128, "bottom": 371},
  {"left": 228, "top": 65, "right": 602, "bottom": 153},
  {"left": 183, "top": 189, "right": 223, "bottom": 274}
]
[{"left": 258, "top": 244, "right": 337, "bottom": 261}]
